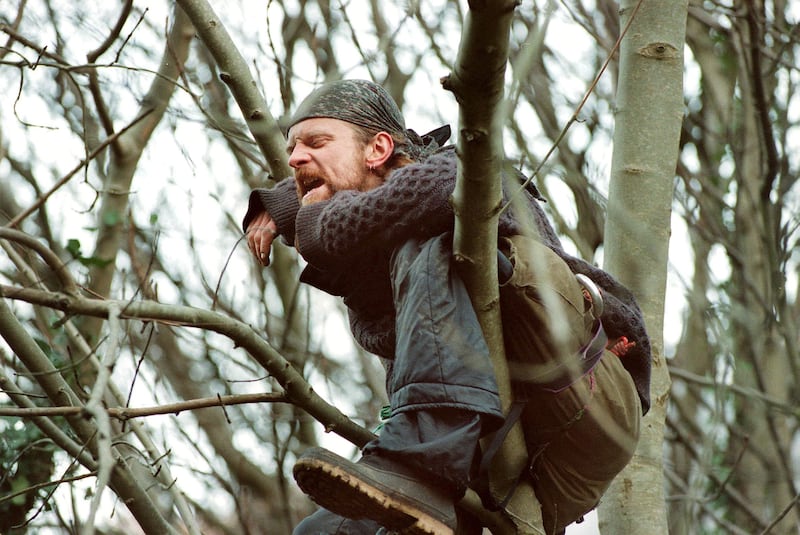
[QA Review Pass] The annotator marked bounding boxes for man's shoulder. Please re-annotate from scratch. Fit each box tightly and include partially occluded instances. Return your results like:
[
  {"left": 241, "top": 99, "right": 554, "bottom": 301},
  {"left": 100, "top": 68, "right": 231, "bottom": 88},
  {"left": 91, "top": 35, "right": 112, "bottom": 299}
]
[
  {"left": 425, "top": 145, "right": 456, "bottom": 162},
  {"left": 390, "top": 146, "right": 456, "bottom": 180}
]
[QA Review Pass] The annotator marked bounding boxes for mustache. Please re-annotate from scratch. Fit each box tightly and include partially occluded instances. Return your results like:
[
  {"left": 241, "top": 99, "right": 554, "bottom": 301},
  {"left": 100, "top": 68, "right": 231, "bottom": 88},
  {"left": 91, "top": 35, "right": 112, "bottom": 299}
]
[{"left": 294, "top": 168, "right": 326, "bottom": 185}]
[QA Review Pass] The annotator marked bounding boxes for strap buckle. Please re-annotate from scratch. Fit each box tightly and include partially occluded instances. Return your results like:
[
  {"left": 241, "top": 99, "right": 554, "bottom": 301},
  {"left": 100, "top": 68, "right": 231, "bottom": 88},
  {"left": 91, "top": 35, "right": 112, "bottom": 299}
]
[{"left": 576, "top": 273, "right": 603, "bottom": 317}]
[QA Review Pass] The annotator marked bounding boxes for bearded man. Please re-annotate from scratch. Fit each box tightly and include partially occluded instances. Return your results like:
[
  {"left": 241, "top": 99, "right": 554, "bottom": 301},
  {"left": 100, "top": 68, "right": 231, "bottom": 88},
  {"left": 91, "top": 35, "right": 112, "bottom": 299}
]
[{"left": 243, "top": 79, "right": 650, "bottom": 535}]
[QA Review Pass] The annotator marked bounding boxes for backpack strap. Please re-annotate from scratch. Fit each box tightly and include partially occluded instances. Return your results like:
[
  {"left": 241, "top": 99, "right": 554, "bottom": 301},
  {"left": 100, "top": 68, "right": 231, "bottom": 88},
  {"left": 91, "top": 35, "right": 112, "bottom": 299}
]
[
  {"left": 474, "top": 400, "right": 529, "bottom": 511},
  {"left": 536, "top": 319, "right": 608, "bottom": 393}
]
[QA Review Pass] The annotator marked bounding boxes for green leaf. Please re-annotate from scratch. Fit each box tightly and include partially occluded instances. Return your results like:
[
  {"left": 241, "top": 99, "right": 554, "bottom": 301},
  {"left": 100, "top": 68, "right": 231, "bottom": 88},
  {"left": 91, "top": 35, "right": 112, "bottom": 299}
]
[
  {"left": 65, "top": 238, "right": 113, "bottom": 268},
  {"left": 77, "top": 255, "right": 113, "bottom": 268},
  {"left": 65, "top": 238, "right": 82, "bottom": 259}
]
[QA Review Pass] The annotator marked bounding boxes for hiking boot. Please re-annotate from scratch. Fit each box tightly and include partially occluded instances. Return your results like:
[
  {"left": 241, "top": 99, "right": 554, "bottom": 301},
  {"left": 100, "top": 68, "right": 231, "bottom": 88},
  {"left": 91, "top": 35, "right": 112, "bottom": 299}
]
[{"left": 293, "top": 447, "right": 457, "bottom": 535}]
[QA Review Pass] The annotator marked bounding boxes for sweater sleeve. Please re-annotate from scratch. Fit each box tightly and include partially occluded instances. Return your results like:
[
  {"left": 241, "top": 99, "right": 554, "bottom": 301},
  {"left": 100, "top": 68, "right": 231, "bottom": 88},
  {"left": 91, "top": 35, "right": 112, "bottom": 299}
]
[
  {"left": 241, "top": 178, "right": 301, "bottom": 244},
  {"left": 294, "top": 151, "right": 456, "bottom": 269}
]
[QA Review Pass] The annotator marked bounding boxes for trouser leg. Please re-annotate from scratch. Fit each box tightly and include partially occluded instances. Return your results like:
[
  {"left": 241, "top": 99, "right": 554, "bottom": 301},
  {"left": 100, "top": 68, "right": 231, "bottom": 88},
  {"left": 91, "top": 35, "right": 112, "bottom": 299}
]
[
  {"left": 363, "top": 234, "right": 503, "bottom": 495},
  {"left": 292, "top": 508, "right": 380, "bottom": 535},
  {"left": 363, "top": 408, "right": 483, "bottom": 496}
]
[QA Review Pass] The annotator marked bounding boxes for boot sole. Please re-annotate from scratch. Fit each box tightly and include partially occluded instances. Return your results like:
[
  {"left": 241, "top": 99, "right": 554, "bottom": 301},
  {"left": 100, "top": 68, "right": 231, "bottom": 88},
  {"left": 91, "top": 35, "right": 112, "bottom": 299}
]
[{"left": 294, "top": 451, "right": 455, "bottom": 535}]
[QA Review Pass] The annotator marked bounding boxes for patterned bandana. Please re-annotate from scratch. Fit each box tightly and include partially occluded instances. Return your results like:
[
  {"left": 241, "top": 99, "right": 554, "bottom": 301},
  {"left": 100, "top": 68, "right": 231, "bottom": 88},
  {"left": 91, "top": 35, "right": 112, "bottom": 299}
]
[{"left": 289, "top": 79, "right": 450, "bottom": 160}]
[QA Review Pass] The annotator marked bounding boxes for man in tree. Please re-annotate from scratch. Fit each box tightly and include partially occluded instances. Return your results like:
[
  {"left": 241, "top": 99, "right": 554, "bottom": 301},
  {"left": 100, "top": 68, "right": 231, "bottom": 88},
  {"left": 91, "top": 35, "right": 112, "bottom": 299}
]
[{"left": 243, "top": 79, "right": 650, "bottom": 535}]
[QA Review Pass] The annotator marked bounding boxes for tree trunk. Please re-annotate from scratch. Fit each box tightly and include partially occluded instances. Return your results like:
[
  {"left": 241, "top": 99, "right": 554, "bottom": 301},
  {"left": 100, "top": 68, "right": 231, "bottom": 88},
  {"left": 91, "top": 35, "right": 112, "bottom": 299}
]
[
  {"left": 599, "top": 1, "right": 687, "bottom": 533},
  {"left": 82, "top": 6, "right": 194, "bottom": 352}
]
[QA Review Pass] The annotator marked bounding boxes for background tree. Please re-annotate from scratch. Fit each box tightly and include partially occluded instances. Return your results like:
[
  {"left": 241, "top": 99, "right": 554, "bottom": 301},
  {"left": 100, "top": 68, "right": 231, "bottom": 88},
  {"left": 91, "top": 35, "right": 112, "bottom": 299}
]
[
  {"left": 666, "top": 2, "right": 800, "bottom": 534},
  {"left": 0, "top": 1, "right": 798, "bottom": 534}
]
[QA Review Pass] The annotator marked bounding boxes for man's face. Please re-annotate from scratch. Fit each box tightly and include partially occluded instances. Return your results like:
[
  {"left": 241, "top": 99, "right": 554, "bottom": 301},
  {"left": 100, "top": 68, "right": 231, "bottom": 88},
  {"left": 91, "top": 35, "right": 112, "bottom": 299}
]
[{"left": 287, "top": 117, "right": 382, "bottom": 206}]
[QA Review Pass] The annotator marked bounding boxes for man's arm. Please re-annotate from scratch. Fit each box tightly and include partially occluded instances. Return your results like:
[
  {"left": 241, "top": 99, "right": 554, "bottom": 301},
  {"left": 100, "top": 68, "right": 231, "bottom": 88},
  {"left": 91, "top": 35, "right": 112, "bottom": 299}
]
[
  {"left": 242, "top": 177, "right": 301, "bottom": 266},
  {"left": 294, "top": 150, "right": 457, "bottom": 269}
]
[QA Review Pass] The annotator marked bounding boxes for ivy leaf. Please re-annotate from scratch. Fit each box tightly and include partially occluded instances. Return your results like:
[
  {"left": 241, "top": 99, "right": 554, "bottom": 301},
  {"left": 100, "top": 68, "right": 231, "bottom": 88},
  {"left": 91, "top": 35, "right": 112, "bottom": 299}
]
[
  {"left": 65, "top": 239, "right": 82, "bottom": 259},
  {"left": 64, "top": 238, "right": 113, "bottom": 268}
]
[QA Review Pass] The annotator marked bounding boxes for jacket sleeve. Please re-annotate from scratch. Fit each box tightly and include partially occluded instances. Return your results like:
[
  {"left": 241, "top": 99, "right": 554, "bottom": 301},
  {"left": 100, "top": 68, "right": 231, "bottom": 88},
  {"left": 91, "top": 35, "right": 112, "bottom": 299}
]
[{"left": 241, "top": 178, "right": 301, "bottom": 244}]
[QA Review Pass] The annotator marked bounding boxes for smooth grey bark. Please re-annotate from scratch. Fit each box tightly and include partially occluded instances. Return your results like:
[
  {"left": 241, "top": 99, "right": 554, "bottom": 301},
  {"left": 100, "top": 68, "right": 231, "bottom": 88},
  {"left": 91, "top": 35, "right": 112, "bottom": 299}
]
[
  {"left": 446, "top": 1, "right": 542, "bottom": 533},
  {"left": 599, "top": 1, "right": 687, "bottom": 533}
]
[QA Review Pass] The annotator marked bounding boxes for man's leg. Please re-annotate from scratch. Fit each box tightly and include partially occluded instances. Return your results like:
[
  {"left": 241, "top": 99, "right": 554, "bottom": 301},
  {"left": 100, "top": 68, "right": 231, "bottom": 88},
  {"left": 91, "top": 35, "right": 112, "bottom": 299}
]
[
  {"left": 294, "top": 234, "right": 502, "bottom": 534},
  {"left": 293, "top": 508, "right": 381, "bottom": 535},
  {"left": 364, "top": 234, "right": 503, "bottom": 491}
]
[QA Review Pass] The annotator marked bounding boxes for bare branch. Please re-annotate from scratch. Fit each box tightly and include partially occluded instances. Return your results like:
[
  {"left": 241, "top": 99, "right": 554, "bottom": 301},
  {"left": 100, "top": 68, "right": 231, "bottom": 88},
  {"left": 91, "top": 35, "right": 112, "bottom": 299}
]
[
  {"left": 445, "top": 1, "right": 541, "bottom": 532},
  {"left": 175, "top": 0, "right": 292, "bottom": 179},
  {"left": 0, "top": 296, "right": 177, "bottom": 534},
  {"left": 0, "top": 391, "right": 287, "bottom": 420},
  {"left": 3, "top": 109, "right": 153, "bottom": 229},
  {"left": 0, "top": 284, "right": 376, "bottom": 447},
  {"left": 0, "top": 228, "right": 79, "bottom": 294}
]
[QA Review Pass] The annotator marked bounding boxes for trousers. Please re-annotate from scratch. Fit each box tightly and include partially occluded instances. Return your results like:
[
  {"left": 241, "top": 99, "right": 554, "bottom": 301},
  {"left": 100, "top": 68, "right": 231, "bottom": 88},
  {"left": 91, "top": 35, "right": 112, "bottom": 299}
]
[{"left": 294, "top": 234, "right": 641, "bottom": 535}]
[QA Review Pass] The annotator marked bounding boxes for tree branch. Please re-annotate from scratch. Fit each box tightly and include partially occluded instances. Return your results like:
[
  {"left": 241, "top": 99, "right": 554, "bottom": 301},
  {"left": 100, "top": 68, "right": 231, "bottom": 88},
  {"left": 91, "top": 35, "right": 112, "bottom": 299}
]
[
  {"left": 3, "top": 110, "right": 153, "bottom": 230},
  {"left": 0, "top": 284, "right": 376, "bottom": 447},
  {"left": 0, "top": 392, "right": 287, "bottom": 420},
  {"left": 0, "top": 296, "right": 178, "bottom": 535},
  {"left": 0, "top": 283, "right": 514, "bottom": 530},
  {"left": 444, "top": 1, "right": 542, "bottom": 532},
  {"left": 175, "top": 0, "right": 292, "bottom": 179}
]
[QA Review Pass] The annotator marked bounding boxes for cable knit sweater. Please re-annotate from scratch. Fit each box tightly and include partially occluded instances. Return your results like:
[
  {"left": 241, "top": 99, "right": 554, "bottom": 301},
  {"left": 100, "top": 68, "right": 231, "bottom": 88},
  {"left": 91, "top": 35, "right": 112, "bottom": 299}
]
[{"left": 243, "top": 148, "right": 651, "bottom": 414}]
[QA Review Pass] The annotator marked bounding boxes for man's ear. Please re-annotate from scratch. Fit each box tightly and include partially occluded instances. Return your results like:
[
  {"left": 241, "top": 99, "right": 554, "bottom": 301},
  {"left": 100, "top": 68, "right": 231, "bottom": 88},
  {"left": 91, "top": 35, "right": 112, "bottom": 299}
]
[{"left": 365, "top": 131, "right": 395, "bottom": 169}]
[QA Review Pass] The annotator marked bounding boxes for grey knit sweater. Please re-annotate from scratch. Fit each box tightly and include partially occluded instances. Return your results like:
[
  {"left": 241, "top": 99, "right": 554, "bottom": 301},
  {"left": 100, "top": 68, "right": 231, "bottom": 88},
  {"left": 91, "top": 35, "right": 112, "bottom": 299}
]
[{"left": 243, "top": 148, "right": 651, "bottom": 414}]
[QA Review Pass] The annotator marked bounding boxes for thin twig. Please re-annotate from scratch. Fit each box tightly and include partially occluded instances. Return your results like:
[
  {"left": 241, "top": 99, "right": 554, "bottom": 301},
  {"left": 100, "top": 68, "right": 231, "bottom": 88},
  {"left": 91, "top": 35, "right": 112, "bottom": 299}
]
[
  {"left": 501, "top": 0, "right": 645, "bottom": 213},
  {"left": 83, "top": 304, "right": 122, "bottom": 535},
  {"left": 760, "top": 492, "right": 800, "bottom": 535},
  {"left": 0, "top": 391, "right": 287, "bottom": 420},
  {"left": 0, "top": 471, "right": 97, "bottom": 507},
  {"left": 669, "top": 365, "right": 799, "bottom": 417},
  {"left": 86, "top": 0, "right": 134, "bottom": 63},
  {"left": 4, "top": 109, "right": 154, "bottom": 229}
]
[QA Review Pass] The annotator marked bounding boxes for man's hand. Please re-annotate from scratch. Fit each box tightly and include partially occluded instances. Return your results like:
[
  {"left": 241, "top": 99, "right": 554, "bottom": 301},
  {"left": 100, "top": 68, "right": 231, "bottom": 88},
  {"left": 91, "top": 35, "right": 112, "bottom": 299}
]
[{"left": 246, "top": 211, "right": 279, "bottom": 267}]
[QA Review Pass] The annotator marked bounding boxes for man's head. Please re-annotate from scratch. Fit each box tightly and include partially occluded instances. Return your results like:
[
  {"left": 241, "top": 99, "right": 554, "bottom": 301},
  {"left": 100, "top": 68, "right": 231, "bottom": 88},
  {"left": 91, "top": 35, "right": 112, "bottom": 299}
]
[
  {"left": 289, "top": 79, "right": 417, "bottom": 163},
  {"left": 287, "top": 79, "right": 424, "bottom": 205}
]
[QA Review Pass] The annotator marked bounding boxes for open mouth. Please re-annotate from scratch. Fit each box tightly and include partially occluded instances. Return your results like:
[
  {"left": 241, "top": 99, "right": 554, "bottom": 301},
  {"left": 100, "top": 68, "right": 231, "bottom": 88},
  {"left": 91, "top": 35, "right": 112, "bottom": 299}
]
[
  {"left": 295, "top": 176, "right": 325, "bottom": 204},
  {"left": 299, "top": 176, "right": 326, "bottom": 202}
]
